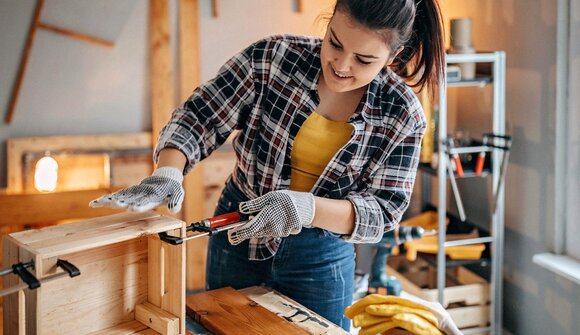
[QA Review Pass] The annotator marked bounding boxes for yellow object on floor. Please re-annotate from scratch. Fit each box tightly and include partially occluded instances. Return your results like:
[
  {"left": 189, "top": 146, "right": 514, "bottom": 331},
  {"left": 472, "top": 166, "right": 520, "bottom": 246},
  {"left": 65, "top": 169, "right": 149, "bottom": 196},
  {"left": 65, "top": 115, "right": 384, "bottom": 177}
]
[
  {"left": 404, "top": 234, "right": 485, "bottom": 261},
  {"left": 345, "top": 294, "right": 463, "bottom": 335},
  {"left": 400, "top": 211, "right": 448, "bottom": 231},
  {"left": 346, "top": 294, "right": 443, "bottom": 335}
]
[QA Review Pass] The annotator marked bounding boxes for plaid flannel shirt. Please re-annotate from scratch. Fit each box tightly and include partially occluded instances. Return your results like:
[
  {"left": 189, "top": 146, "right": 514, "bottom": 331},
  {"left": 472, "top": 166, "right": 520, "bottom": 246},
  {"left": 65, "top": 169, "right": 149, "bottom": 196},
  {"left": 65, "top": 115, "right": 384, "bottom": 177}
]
[{"left": 155, "top": 35, "right": 426, "bottom": 260}]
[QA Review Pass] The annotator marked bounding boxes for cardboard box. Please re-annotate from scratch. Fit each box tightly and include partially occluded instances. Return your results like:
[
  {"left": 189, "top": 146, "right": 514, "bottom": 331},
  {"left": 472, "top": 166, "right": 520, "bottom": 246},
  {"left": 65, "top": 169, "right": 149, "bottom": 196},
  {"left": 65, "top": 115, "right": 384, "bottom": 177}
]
[{"left": 3, "top": 211, "right": 186, "bottom": 335}]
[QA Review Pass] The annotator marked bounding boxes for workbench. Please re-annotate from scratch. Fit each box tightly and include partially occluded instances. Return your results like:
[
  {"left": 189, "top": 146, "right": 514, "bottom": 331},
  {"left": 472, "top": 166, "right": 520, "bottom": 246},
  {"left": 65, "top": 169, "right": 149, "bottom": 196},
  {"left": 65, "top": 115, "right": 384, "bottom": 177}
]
[{"left": 185, "top": 286, "right": 349, "bottom": 335}]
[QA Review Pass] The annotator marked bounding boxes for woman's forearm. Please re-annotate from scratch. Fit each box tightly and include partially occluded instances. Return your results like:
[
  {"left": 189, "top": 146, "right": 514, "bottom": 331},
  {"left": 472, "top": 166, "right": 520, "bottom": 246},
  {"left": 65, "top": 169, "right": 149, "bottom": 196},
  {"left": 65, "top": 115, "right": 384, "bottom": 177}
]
[
  {"left": 156, "top": 148, "right": 187, "bottom": 171},
  {"left": 311, "top": 197, "right": 355, "bottom": 235}
]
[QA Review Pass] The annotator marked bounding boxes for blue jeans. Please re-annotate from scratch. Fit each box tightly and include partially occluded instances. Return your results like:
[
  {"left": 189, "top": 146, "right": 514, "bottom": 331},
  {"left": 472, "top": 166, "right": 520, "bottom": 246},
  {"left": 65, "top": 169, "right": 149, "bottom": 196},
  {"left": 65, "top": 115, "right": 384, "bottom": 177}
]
[{"left": 206, "top": 179, "right": 355, "bottom": 330}]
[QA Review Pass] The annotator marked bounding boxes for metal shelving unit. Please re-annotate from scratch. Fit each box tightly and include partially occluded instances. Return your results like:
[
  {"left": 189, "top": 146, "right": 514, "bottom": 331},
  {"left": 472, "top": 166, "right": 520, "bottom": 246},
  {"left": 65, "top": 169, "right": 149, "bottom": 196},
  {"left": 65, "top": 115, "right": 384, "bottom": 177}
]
[{"left": 422, "top": 51, "right": 507, "bottom": 335}]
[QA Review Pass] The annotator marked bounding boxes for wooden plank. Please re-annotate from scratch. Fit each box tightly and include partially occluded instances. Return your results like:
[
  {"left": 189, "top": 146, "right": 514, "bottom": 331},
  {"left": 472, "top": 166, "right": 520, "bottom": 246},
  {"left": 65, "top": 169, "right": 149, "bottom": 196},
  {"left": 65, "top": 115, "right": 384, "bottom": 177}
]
[
  {"left": 240, "top": 286, "right": 349, "bottom": 335},
  {"left": 3, "top": 236, "right": 20, "bottom": 335},
  {"left": 22, "top": 249, "right": 38, "bottom": 334},
  {"left": 7, "top": 132, "right": 151, "bottom": 193},
  {"left": 0, "top": 188, "right": 123, "bottom": 226},
  {"left": 161, "top": 231, "right": 186, "bottom": 329},
  {"left": 39, "top": 240, "right": 148, "bottom": 335},
  {"left": 296, "top": 0, "right": 303, "bottom": 13},
  {"left": 448, "top": 305, "right": 490, "bottom": 328},
  {"left": 9, "top": 212, "right": 159, "bottom": 245},
  {"left": 150, "top": 0, "right": 173, "bottom": 148},
  {"left": 9, "top": 212, "right": 183, "bottom": 258},
  {"left": 37, "top": 21, "right": 114, "bottom": 47},
  {"left": 18, "top": 290, "right": 25, "bottom": 335},
  {"left": 186, "top": 287, "right": 309, "bottom": 335},
  {"left": 135, "top": 302, "right": 179, "bottom": 335},
  {"left": 87, "top": 320, "right": 149, "bottom": 335},
  {"left": 5, "top": 0, "right": 44, "bottom": 124},
  {"left": 211, "top": 0, "right": 218, "bottom": 17},
  {"left": 148, "top": 236, "right": 164, "bottom": 307}
]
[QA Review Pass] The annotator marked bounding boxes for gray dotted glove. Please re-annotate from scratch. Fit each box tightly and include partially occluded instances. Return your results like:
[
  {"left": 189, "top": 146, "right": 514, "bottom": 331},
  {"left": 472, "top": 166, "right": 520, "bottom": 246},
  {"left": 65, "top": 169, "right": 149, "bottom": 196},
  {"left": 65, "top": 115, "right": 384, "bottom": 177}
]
[
  {"left": 89, "top": 167, "right": 184, "bottom": 213},
  {"left": 228, "top": 190, "right": 315, "bottom": 245}
]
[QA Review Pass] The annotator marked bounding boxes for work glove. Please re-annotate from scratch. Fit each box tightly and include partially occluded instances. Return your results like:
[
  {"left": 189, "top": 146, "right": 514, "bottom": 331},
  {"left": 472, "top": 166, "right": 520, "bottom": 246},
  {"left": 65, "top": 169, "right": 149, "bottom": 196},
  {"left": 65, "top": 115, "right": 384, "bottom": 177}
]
[
  {"left": 227, "top": 190, "right": 315, "bottom": 245},
  {"left": 345, "top": 294, "right": 462, "bottom": 335},
  {"left": 89, "top": 167, "right": 184, "bottom": 213}
]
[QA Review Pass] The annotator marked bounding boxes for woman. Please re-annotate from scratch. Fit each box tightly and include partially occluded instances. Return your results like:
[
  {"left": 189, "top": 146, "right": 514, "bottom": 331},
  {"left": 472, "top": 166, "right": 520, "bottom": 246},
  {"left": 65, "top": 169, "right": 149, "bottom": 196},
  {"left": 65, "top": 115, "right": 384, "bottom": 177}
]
[{"left": 91, "top": 0, "right": 444, "bottom": 329}]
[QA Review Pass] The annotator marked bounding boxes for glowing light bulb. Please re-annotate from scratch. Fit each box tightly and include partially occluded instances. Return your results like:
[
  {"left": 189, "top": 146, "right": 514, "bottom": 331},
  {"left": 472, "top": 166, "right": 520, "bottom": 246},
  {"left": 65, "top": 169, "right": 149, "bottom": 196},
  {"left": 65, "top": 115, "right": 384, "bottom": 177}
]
[{"left": 34, "top": 156, "right": 58, "bottom": 192}]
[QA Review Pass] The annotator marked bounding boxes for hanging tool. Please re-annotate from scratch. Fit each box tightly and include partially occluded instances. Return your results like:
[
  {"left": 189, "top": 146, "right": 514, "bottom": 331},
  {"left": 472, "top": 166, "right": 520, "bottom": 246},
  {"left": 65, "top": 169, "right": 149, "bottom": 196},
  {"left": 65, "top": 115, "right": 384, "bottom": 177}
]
[
  {"left": 484, "top": 134, "right": 512, "bottom": 214},
  {"left": 447, "top": 138, "right": 464, "bottom": 177},
  {"left": 159, "top": 212, "right": 250, "bottom": 245},
  {"left": 445, "top": 137, "right": 467, "bottom": 221},
  {"left": 0, "top": 259, "right": 80, "bottom": 297},
  {"left": 367, "top": 226, "right": 436, "bottom": 296}
]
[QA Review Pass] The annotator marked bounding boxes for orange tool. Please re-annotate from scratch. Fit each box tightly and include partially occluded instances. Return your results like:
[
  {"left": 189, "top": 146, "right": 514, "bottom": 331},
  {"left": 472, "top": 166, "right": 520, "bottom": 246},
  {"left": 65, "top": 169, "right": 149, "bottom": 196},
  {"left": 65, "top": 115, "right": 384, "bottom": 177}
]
[
  {"left": 474, "top": 152, "right": 486, "bottom": 176},
  {"left": 447, "top": 138, "right": 464, "bottom": 177}
]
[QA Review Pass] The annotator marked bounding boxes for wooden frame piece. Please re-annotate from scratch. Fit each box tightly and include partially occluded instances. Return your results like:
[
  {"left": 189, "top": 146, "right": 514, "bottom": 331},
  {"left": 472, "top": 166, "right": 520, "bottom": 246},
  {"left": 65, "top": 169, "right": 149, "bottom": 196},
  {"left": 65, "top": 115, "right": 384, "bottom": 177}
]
[
  {"left": 0, "top": 189, "right": 122, "bottom": 226},
  {"left": 150, "top": 0, "right": 173, "bottom": 146},
  {"left": 5, "top": 0, "right": 44, "bottom": 124},
  {"left": 211, "top": 0, "right": 219, "bottom": 17},
  {"left": 6, "top": 132, "right": 151, "bottom": 193}
]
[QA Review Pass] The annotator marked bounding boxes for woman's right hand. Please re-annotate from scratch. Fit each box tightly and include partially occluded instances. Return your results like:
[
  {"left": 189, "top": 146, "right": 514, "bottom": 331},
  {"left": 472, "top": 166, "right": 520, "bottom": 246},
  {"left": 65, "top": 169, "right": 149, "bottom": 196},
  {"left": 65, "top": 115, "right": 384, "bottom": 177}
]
[{"left": 89, "top": 166, "right": 184, "bottom": 213}]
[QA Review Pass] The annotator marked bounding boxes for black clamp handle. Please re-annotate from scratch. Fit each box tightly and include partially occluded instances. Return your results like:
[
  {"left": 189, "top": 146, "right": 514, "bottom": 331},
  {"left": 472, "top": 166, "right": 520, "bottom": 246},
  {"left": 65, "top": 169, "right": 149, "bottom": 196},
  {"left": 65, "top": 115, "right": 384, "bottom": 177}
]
[
  {"left": 13, "top": 261, "right": 40, "bottom": 290},
  {"left": 57, "top": 259, "right": 80, "bottom": 277}
]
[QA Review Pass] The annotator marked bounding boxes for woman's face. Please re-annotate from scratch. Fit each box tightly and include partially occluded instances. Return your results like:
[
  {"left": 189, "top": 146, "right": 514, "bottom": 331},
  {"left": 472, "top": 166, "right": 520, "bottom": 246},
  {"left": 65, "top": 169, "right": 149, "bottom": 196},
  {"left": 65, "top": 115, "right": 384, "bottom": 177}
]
[{"left": 320, "top": 10, "right": 394, "bottom": 93}]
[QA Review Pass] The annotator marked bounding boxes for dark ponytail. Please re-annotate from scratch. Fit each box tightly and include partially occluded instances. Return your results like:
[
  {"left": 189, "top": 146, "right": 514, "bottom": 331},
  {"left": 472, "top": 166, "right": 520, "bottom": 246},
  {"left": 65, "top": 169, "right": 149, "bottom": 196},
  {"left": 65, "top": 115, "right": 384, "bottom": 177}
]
[{"left": 334, "top": 0, "right": 445, "bottom": 94}]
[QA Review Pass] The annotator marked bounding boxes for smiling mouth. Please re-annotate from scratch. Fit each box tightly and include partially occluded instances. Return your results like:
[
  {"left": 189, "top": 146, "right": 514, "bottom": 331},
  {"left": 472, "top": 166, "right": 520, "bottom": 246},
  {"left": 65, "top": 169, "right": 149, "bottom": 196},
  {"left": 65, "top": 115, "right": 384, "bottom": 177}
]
[{"left": 331, "top": 66, "right": 353, "bottom": 79}]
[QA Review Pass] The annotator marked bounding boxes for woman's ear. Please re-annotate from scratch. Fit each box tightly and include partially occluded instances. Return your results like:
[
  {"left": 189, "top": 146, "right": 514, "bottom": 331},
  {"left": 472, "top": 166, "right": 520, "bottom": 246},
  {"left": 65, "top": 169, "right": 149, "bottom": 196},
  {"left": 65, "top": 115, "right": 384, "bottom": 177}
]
[{"left": 386, "top": 46, "right": 405, "bottom": 66}]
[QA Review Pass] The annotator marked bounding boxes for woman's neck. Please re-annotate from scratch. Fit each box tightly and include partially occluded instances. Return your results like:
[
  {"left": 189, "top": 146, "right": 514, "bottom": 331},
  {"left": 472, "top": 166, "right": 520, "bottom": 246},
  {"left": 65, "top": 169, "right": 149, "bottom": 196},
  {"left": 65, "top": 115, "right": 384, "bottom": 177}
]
[{"left": 316, "top": 75, "right": 367, "bottom": 122}]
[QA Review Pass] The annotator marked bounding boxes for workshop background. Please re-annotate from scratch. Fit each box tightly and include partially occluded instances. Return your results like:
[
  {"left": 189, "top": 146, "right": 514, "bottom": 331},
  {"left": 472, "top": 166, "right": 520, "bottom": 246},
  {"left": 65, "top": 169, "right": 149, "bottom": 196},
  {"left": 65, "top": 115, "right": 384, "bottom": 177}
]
[{"left": 0, "top": 1, "right": 579, "bottom": 334}]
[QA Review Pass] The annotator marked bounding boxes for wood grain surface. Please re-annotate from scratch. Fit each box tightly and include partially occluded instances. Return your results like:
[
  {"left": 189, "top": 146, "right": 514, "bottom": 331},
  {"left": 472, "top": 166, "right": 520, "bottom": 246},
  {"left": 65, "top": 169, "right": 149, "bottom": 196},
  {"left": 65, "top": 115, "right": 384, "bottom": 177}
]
[{"left": 186, "top": 287, "right": 309, "bottom": 335}]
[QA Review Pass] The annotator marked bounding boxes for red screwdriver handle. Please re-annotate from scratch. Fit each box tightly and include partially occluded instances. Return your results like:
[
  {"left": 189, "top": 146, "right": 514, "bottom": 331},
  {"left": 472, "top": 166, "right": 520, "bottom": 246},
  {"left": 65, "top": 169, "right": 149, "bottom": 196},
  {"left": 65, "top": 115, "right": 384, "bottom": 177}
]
[{"left": 207, "top": 212, "right": 243, "bottom": 228}]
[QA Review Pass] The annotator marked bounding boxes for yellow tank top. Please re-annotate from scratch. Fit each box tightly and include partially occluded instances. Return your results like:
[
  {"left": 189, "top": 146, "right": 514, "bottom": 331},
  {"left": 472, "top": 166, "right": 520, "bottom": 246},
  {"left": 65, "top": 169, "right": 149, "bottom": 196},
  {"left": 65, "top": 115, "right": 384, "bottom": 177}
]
[{"left": 290, "top": 112, "right": 353, "bottom": 192}]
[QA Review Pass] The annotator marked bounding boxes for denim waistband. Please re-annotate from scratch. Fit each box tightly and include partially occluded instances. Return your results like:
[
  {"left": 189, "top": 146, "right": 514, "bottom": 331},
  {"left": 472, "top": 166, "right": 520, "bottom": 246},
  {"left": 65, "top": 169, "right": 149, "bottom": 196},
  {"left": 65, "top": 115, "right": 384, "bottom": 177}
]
[{"left": 215, "top": 177, "right": 250, "bottom": 215}]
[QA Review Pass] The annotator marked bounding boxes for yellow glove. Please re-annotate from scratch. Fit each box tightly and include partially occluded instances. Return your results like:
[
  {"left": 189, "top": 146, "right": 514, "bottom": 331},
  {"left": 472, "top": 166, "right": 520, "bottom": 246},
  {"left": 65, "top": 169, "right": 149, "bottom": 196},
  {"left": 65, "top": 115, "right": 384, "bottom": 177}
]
[
  {"left": 358, "top": 319, "right": 397, "bottom": 335},
  {"left": 352, "top": 311, "right": 389, "bottom": 328},
  {"left": 365, "top": 304, "right": 439, "bottom": 327},
  {"left": 392, "top": 313, "right": 444, "bottom": 335},
  {"left": 344, "top": 294, "right": 429, "bottom": 319}
]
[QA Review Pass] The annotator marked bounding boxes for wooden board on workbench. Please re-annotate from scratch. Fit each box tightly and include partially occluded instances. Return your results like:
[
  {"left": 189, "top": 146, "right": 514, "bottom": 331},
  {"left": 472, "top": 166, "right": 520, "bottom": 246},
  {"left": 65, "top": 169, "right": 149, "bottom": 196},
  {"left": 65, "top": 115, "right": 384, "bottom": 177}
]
[{"left": 186, "top": 287, "right": 309, "bottom": 335}]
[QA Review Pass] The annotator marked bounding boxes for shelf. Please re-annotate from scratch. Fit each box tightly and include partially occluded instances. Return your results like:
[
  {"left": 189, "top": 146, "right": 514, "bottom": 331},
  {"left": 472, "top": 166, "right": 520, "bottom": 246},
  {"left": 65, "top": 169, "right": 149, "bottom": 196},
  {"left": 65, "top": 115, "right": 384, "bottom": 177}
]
[
  {"left": 416, "top": 252, "right": 491, "bottom": 269},
  {"left": 447, "top": 75, "right": 492, "bottom": 87},
  {"left": 419, "top": 162, "right": 491, "bottom": 178}
]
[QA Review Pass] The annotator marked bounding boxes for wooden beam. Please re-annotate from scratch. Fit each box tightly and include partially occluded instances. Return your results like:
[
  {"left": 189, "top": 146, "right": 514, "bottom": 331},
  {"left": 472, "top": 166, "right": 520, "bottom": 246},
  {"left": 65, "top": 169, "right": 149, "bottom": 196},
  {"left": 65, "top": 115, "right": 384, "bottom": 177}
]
[
  {"left": 211, "top": 0, "right": 218, "bottom": 17},
  {"left": 150, "top": 0, "right": 174, "bottom": 148},
  {"left": 179, "top": 0, "right": 207, "bottom": 290},
  {"left": 0, "top": 188, "right": 123, "bottom": 226},
  {"left": 135, "top": 302, "right": 180, "bottom": 335},
  {"left": 36, "top": 22, "right": 114, "bottom": 48},
  {"left": 296, "top": 0, "right": 303, "bottom": 13},
  {"left": 5, "top": 0, "right": 44, "bottom": 124}
]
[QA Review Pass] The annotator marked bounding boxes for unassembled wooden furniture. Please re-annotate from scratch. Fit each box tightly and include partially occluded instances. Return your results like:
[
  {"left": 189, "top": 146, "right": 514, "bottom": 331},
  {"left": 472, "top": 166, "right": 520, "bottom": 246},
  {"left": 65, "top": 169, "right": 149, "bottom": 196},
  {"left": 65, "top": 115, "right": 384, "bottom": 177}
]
[{"left": 3, "top": 211, "right": 186, "bottom": 335}]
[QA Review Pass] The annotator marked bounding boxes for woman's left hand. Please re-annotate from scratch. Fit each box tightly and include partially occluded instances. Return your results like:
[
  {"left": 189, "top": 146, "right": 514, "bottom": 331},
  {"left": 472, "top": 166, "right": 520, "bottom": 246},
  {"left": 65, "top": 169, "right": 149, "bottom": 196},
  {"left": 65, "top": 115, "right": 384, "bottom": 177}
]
[{"left": 227, "top": 190, "right": 316, "bottom": 245}]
